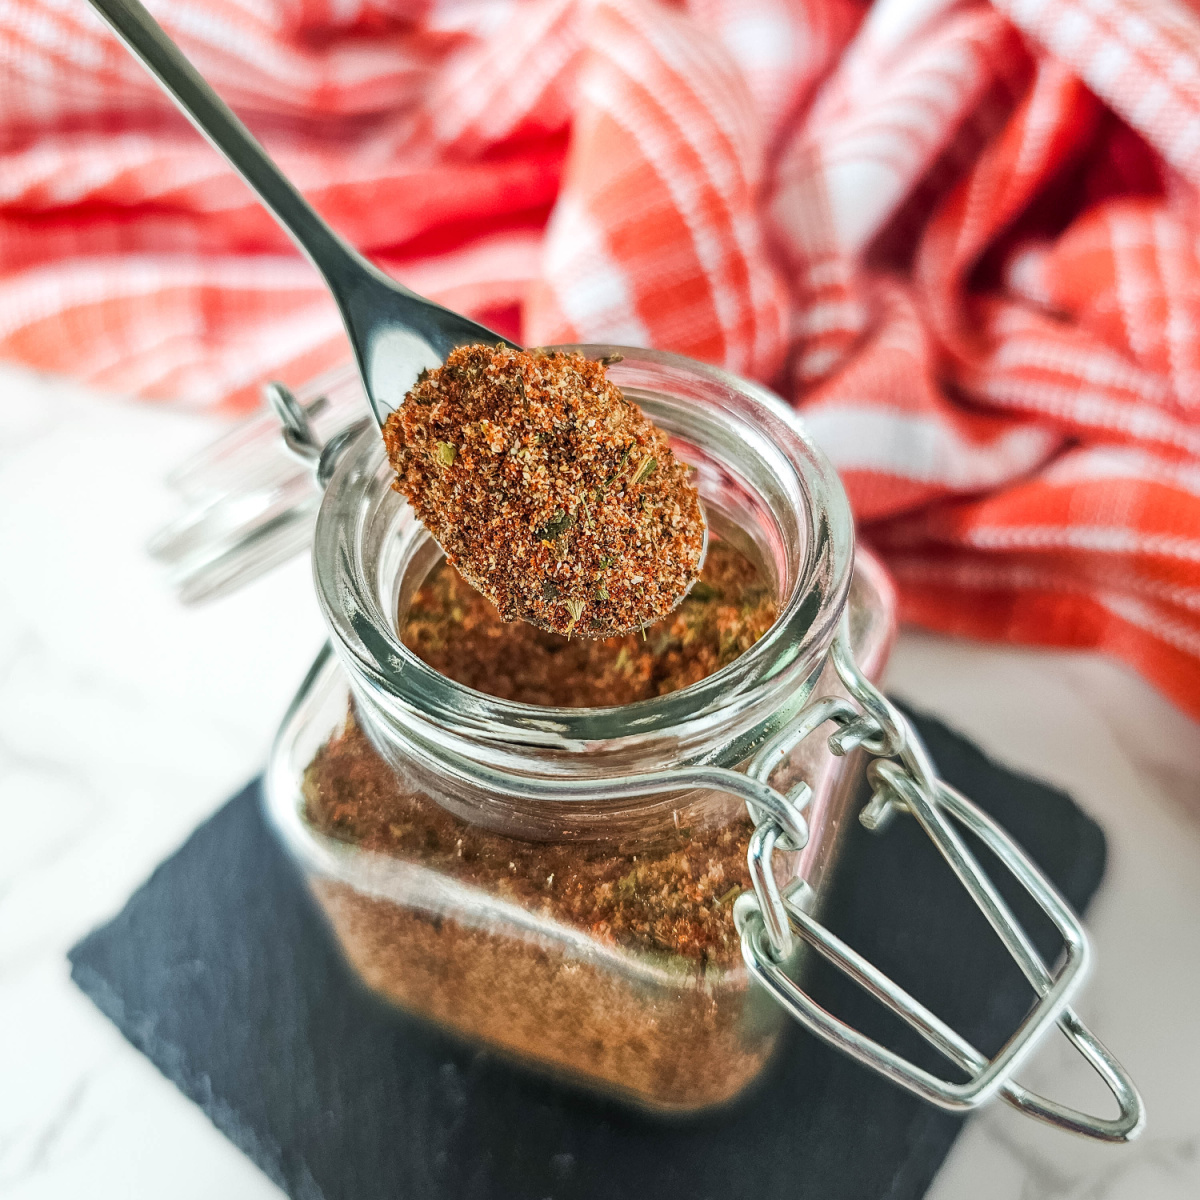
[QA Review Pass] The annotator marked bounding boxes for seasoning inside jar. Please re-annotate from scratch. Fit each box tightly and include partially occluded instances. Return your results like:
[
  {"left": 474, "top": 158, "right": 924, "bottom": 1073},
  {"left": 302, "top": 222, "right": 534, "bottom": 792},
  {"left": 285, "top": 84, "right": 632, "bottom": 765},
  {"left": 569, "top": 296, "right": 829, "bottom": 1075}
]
[
  {"left": 302, "top": 537, "right": 783, "bottom": 1108},
  {"left": 306, "top": 538, "right": 778, "bottom": 965},
  {"left": 403, "top": 537, "right": 775, "bottom": 707},
  {"left": 277, "top": 345, "right": 882, "bottom": 1113},
  {"left": 382, "top": 344, "right": 706, "bottom": 638}
]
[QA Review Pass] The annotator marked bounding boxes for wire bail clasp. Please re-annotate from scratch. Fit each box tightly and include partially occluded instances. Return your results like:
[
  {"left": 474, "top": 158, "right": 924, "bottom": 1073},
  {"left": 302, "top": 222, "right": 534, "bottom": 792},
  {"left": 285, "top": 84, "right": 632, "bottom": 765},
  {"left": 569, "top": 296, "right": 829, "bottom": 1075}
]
[
  {"left": 736, "top": 615, "right": 1145, "bottom": 1143},
  {"left": 268, "top": 381, "right": 371, "bottom": 491}
]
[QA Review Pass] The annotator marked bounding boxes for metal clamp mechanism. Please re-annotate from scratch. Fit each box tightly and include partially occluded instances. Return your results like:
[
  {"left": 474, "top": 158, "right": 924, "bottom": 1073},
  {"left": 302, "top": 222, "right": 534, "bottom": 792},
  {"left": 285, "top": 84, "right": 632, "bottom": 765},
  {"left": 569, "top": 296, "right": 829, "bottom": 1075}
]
[
  {"left": 736, "top": 614, "right": 1145, "bottom": 1143},
  {"left": 267, "top": 381, "right": 370, "bottom": 490}
]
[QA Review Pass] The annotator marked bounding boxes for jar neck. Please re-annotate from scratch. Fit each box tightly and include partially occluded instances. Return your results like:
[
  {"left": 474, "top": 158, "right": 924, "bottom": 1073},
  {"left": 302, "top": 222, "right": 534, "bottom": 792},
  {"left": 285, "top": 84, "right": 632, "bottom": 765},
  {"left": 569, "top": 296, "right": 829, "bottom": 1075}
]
[{"left": 312, "top": 347, "right": 855, "bottom": 827}]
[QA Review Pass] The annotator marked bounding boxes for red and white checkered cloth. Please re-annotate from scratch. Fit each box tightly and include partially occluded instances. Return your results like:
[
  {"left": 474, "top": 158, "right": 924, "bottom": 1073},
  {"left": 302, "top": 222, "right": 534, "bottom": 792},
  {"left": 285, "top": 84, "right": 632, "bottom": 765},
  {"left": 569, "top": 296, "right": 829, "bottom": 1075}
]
[{"left": 4, "top": 0, "right": 1200, "bottom": 716}]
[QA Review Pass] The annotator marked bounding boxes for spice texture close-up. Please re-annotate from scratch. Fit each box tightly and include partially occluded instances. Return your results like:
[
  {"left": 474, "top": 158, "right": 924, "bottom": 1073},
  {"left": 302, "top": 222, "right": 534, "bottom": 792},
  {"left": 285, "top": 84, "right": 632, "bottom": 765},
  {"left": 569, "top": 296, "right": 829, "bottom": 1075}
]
[
  {"left": 382, "top": 345, "right": 706, "bottom": 638},
  {"left": 400, "top": 537, "right": 776, "bottom": 707}
]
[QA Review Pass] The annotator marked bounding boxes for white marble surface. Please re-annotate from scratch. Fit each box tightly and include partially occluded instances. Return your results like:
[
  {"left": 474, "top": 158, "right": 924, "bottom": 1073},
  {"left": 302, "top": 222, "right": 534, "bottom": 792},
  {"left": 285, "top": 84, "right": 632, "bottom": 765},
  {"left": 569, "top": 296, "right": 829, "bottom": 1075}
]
[{"left": 1, "top": 362, "right": 1199, "bottom": 1199}]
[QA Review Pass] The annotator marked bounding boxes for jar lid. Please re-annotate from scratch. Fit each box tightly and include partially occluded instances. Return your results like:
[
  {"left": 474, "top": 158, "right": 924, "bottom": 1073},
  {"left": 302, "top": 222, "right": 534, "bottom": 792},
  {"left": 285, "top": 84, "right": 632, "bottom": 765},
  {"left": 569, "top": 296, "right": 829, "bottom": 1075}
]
[{"left": 149, "top": 364, "right": 364, "bottom": 603}]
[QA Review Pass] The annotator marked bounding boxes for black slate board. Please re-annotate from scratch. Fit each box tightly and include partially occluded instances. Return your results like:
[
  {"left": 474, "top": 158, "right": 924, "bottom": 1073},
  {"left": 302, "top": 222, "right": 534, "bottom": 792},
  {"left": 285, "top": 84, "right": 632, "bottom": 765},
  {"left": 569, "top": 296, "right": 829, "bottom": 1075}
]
[{"left": 70, "top": 705, "right": 1106, "bottom": 1200}]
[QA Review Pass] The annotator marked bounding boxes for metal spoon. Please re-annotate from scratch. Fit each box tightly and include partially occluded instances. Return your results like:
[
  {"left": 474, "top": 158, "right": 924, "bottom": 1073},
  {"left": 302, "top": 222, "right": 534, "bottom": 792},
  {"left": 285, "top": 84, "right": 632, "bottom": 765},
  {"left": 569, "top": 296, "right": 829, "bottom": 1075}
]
[
  {"left": 86, "top": 0, "right": 514, "bottom": 427},
  {"left": 88, "top": 0, "right": 709, "bottom": 635}
]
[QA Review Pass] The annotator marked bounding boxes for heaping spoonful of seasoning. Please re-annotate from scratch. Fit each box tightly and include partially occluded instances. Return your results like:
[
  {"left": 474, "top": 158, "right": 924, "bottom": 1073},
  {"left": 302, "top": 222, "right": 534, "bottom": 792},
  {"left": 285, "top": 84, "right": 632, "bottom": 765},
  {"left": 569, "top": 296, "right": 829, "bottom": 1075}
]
[
  {"left": 86, "top": 0, "right": 706, "bottom": 638},
  {"left": 384, "top": 345, "right": 705, "bottom": 637}
]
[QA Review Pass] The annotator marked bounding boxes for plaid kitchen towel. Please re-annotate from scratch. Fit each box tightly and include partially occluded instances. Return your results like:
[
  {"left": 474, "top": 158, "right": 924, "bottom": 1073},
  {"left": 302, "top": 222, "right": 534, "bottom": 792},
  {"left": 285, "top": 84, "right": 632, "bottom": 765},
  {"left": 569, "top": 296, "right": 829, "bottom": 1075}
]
[{"left": 3, "top": 0, "right": 1199, "bottom": 715}]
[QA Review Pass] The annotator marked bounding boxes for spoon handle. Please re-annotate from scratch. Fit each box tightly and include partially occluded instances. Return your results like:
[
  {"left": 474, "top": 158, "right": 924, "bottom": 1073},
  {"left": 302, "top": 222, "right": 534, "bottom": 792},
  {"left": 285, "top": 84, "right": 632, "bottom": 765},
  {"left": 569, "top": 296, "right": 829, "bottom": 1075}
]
[
  {"left": 86, "top": 0, "right": 514, "bottom": 424},
  {"left": 86, "top": 0, "right": 392, "bottom": 294}
]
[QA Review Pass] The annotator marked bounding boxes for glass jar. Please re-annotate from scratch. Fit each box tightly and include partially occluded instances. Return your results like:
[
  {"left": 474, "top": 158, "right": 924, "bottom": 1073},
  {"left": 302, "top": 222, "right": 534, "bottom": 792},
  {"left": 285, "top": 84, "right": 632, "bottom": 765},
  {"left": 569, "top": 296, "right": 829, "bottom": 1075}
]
[
  {"left": 265, "top": 348, "right": 894, "bottom": 1112},
  {"left": 159, "top": 346, "right": 1141, "bottom": 1137}
]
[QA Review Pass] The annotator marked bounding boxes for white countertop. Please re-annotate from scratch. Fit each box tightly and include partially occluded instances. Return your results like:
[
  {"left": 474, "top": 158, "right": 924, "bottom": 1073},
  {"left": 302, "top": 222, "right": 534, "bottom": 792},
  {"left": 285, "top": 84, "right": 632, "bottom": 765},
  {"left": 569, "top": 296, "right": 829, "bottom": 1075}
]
[{"left": 2, "top": 362, "right": 1199, "bottom": 1199}]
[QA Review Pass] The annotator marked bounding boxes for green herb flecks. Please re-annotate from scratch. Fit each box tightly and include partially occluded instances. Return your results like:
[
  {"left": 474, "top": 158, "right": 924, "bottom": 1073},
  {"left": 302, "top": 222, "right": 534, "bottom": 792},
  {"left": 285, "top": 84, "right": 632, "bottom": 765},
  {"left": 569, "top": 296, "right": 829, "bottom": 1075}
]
[
  {"left": 630, "top": 456, "right": 657, "bottom": 486},
  {"left": 536, "top": 509, "right": 574, "bottom": 542}
]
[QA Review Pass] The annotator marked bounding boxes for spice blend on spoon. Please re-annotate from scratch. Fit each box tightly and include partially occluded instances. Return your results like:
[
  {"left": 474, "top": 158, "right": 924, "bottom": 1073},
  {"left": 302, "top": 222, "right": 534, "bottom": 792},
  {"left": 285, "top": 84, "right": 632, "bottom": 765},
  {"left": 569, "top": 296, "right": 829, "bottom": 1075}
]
[{"left": 382, "top": 345, "right": 706, "bottom": 638}]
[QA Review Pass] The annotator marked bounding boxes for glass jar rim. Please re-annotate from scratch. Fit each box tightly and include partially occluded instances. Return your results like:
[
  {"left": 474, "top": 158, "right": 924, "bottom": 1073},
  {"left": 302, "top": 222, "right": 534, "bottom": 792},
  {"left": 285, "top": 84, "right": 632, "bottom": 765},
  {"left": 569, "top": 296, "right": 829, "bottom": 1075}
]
[{"left": 311, "top": 345, "right": 855, "bottom": 753}]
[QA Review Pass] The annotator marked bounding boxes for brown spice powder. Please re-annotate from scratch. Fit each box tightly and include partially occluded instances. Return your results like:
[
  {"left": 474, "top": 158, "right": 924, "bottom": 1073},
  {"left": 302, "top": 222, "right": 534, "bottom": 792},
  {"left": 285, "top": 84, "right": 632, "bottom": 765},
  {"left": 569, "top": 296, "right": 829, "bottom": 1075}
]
[
  {"left": 401, "top": 538, "right": 776, "bottom": 708},
  {"left": 304, "top": 541, "right": 778, "bottom": 964},
  {"left": 382, "top": 344, "right": 705, "bottom": 638},
  {"left": 301, "top": 540, "right": 783, "bottom": 1107},
  {"left": 306, "top": 718, "right": 752, "bottom": 966},
  {"left": 314, "top": 880, "right": 777, "bottom": 1111}
]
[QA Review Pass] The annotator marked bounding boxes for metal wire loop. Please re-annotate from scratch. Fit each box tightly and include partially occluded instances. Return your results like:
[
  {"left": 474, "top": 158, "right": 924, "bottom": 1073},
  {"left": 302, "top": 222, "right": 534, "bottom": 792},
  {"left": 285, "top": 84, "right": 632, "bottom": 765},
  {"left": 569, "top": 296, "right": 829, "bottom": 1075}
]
[
  {"left": 830, "top": 617, "right": 905, "bottom": 757},
  {"left": 266, "top": 380, "right": 371, "bottom": 492},
  {"left": 266, "top": 381, "right": 323, "bottom": 463},
  {"left": 733, "top": 623, "right": 1145, "bottom": 1142},
  {"left": 747, "top": 822, "right": 793, "bottom": 960},
  {"left": 739, "top": 882, "right": 1143, "bottom": 1139}
]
